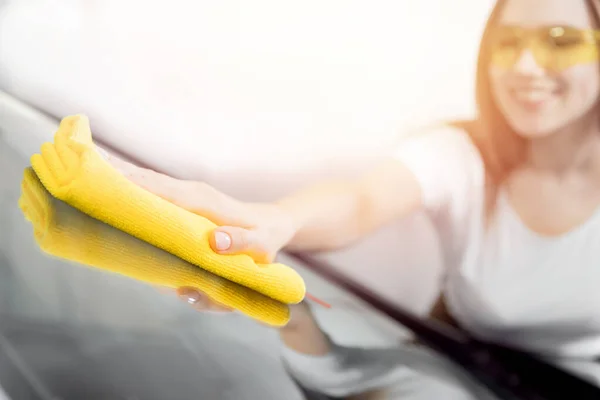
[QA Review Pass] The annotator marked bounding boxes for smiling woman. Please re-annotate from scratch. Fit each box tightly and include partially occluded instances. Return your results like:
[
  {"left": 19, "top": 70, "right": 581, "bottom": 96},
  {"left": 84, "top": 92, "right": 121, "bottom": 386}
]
[
  {"left": 271, "top": 0, "right": 600, "bottom": 395},
  {"left": 89, "top": 0, "right": 600, "bottom": 398},
  {"left": 8, "top": 0, "right": 600, "bottom": 399}
]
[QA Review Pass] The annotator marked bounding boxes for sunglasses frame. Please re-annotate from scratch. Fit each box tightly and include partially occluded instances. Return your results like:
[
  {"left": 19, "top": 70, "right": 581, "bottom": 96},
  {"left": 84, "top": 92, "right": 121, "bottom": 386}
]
[{"left": 488, "top": 25, "right": 600, "bottom": 70}]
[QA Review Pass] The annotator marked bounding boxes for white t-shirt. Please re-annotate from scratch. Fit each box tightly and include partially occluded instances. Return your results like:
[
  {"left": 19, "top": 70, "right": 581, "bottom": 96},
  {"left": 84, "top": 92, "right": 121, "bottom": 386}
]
[
  {"left": 282, "top": 126, "right": 600, "bottom": 397},
  {"left": 395, "top": 126, "right": 600, "bottom": 361}
]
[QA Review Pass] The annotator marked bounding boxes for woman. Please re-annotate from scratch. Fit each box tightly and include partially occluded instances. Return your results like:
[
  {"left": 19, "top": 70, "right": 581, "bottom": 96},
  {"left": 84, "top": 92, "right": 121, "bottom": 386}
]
[{"left": 106, "top": 0, "right": 600, "bottom": 397}]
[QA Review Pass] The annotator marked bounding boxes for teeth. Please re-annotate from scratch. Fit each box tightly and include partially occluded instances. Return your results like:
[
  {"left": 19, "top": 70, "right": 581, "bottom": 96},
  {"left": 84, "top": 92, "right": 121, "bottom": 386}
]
[{"left": 513, "top": 89, "right": 552, "bottom": 103}]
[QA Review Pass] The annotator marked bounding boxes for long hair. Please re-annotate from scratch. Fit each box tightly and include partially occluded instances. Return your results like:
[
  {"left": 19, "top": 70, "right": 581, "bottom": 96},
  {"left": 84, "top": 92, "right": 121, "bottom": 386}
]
[
  {"left": 469, "top": 0, "right": 524, "bottom": 185},
  {"left": 453, "top": 0, "right": 600, "bottom": 214}
]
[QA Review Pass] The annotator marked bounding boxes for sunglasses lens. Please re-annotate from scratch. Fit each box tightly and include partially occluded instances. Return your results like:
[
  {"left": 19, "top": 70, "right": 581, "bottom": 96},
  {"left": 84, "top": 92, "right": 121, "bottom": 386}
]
[
  {"left": 490, "top": 28, "right": 522, "bottom": 68},
  {"left": 490, "top": 26, "right": 600, "bottom": 71},
  {"left": 545, "top": 28, "right": 599, "bottom": 70}
]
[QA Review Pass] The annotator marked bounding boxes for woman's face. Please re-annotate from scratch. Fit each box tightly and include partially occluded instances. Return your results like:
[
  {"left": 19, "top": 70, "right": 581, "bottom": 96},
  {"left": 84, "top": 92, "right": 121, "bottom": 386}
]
[{"left": 488, "top": 0, "right": 600, "bottom": 139}]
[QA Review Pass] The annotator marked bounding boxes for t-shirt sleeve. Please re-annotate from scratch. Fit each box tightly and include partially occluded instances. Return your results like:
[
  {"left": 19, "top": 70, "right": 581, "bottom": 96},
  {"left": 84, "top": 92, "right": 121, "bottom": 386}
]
[{"left": 393, "top": 125, "right": 484, "bottom": 216}]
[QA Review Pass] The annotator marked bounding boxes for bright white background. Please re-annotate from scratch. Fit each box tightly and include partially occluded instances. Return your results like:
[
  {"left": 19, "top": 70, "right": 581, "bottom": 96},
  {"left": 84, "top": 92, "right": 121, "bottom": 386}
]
[{"left": 0, "top": 0, "right": 493, "bottom": 314}]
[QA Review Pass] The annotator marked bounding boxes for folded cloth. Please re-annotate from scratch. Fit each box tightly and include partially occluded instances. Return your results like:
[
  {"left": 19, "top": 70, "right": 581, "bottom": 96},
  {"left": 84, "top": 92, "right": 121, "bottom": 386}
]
[
  {"left": 19, "top": 167, "right": 290, "bottom": 326},
  {"left": 30, "top": 115, "right": 305, "bottom": 305}
]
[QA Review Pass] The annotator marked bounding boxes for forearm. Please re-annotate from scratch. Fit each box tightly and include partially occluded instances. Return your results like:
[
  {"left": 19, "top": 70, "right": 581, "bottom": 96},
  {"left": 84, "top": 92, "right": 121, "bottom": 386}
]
[
  {"left": 276, "top": 159, "right": 422, "bottom": 252},
  {"left": 277, "top": 180, "right": 366, "bottom": 252}
]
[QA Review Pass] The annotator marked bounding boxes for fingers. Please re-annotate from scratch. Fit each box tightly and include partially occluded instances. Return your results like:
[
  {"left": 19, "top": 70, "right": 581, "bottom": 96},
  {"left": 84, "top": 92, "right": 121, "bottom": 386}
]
[
  {"left": 97, "top": 147, "right": 276, "bottom": 264},
  {"left": 100, "top": 149, "right": 162, "bottom": 192},
  {"left": 99, "top": 149, "right": 254, "bottom": 228},
  {"left": 176, "top": 287, "right": 235, "bottom": 313},
  {"left": 110, "top": 159, "right": 185, "bottom": 202},
  {"left": 97, "top": 147, "right": 178, "bottom": 195},
  {"left": 210, "top": 226, "right": 273, "bottom": 264}
]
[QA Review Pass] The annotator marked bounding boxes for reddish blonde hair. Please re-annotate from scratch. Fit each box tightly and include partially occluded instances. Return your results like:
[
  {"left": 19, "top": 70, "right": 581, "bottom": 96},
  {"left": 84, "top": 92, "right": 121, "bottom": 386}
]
[{"left": 457, "top": 0, "right": 600, "bottom": 186}]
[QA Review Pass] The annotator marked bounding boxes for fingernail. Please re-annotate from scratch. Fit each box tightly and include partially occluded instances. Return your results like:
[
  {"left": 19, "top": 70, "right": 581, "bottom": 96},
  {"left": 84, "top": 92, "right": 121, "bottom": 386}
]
[
  {"left": 179, "top": 290, "right": 205, "bottom": 306},
  {"left": 214, "top": 231, "right": 232, "bottom": 251}
]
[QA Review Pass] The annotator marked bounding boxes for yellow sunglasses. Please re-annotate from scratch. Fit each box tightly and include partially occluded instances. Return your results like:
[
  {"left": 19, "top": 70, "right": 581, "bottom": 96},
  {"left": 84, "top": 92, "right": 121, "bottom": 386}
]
[{"left": 488, "top": 25, "right": 600, "bottom": 71}]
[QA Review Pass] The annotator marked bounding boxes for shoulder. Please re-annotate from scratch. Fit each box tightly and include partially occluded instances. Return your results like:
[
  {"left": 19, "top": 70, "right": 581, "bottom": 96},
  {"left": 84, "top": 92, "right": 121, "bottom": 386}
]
[
  {"left": 393, "top": 121, "right": 486, "bottom": 212},
  {"left": 395, "top": 121, "right": 481, "bottom": 157},
  {"left": 394, "top": 121, "right": 484, "bottom": 178}
]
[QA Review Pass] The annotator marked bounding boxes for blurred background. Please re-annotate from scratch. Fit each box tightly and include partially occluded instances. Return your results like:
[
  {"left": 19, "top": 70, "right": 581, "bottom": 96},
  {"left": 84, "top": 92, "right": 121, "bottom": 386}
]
[
  {"left": 0, "top": 0, "right": 494, "bottom": 313},
  {"left": 0, "top": 1, "right": 494, "bottom": 399}
]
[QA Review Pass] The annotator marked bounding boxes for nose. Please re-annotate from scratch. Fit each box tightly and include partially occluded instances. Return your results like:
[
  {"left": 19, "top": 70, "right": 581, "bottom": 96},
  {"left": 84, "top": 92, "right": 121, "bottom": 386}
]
[{"left": 513, "top": 49, "right": 545, "bottom": 76}]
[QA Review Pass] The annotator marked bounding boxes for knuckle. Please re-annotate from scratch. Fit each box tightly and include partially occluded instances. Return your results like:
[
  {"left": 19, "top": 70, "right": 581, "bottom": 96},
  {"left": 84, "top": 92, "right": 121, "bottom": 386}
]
[
  {"left": 244, "top": 230, "right": 273, "bottom": 263},
  {"left": 230, "top": 228, "right": 251, "bottom": 250},
  {"left": 253, "top": 230, "right": 274, "bottom": 255}
]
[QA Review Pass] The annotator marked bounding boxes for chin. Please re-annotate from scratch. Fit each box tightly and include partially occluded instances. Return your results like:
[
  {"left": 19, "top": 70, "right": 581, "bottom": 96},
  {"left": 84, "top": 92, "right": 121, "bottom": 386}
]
[
  {"left": 511, "top": 124, "right": 559, "bottom": 139},
  {"left": 506, "top": 117, "right": 562, "bottom": 139}
]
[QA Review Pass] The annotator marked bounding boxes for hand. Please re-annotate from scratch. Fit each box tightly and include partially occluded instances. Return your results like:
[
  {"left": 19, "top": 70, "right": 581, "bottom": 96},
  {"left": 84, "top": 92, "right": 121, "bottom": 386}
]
[{"left": 102, "top": 150, "right": 299, "bottom": 313}]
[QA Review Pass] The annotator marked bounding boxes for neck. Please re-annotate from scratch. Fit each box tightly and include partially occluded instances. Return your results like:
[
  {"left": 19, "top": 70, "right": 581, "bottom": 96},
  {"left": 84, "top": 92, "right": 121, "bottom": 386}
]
[{"left": 526, "top": 119, "right": 600, "bottom": 175}]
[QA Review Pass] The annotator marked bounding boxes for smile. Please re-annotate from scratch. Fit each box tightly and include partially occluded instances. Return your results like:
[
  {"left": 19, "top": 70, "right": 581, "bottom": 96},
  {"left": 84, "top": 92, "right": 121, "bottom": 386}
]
[{"left": 509, "top": 87, "right": 560, "bottom": 111}]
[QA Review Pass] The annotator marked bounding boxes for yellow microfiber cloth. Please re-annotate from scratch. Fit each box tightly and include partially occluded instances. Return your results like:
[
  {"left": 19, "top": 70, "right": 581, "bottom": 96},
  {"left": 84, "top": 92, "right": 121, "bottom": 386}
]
[
  {"left": 19, "top": 168, "right": 290, "bottom": 325},
  {"left": 29, "top": 115, "right": 305, "bottom": 307}
]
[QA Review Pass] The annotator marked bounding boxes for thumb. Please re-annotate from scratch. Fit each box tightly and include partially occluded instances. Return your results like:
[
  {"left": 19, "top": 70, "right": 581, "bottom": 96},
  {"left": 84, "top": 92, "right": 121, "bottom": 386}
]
[{"left": 210, "top": 226, "right": 274, "bottom": 264}]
